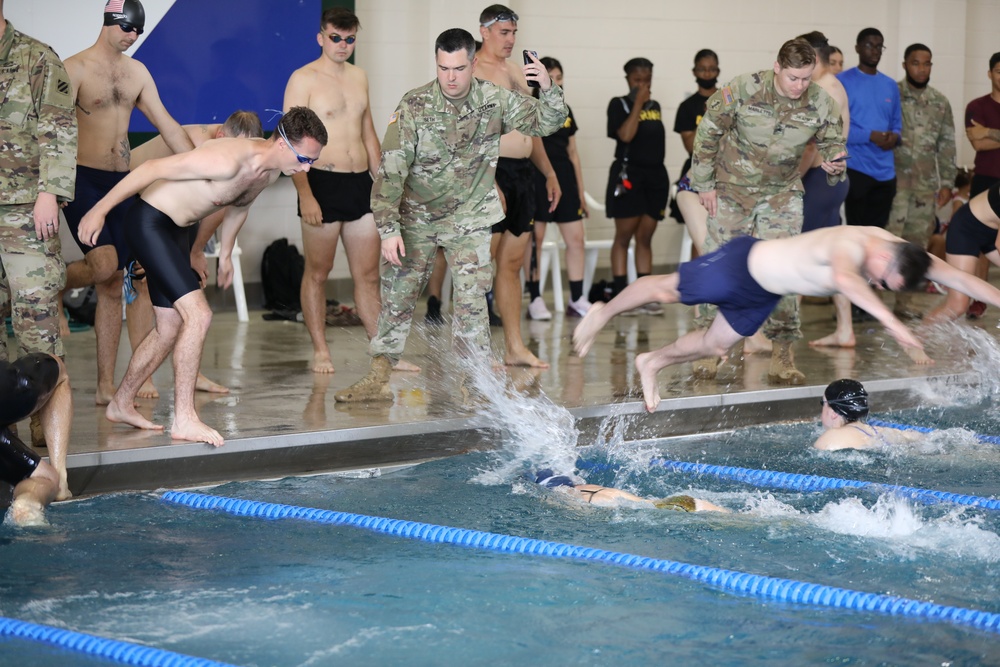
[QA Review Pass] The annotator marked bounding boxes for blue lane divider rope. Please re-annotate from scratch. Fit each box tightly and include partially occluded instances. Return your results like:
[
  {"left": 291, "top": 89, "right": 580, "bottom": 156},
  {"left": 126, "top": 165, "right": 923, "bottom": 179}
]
[
  {"left": 162, "top": 490, "right": 1000, "bottom": 635},
  {"left": 647, "top": 458, "right": 1000, "bottom": 511},
  {"left": 0, "top": 615, "right": 240, "bottom": 667},
  {"left": 867, "top": 419, "right": 1000, "bottom": 445}
]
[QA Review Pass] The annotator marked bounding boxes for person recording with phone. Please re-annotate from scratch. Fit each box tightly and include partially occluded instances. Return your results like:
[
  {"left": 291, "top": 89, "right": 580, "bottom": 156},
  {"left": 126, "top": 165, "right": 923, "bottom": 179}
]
[{"left": 605, "top": 57, "right": 669, "bottom": 309}]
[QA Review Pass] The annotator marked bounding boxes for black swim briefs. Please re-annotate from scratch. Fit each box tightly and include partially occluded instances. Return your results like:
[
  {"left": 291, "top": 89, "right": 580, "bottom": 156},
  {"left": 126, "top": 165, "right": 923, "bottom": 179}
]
[
  {"left": 62, "top": 165, "right": 136, "bottom": 270},
  {"left": 1, "top": 353, "right": 60, "bottom": 486},
  {"left": 492, "top": 157, "right": 536, "bottom": 236},
  {"left": 124, "top": 199, "right": 201, "bottom": 308},
  {"left": 946, "top": 203, "right": 999, "bottom": 258},
  {"left": 298, "top": 170, "right": 373, "bottom": 223}
]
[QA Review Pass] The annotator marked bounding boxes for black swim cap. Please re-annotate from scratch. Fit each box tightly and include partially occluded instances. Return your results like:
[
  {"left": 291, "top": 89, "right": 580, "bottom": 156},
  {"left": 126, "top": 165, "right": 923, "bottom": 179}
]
[
  {"left": 104, "top": 0, "right": 145, "bottom": 30},
  {"left": 824, "top": 379, "right": 869, "bottom": 422}
]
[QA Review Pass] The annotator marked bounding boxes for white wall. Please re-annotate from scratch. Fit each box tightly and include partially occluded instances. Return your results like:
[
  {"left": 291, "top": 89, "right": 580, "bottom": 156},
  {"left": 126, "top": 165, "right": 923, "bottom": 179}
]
[{"left": 9, "top": 0, "right": 993, "bottom": 282}]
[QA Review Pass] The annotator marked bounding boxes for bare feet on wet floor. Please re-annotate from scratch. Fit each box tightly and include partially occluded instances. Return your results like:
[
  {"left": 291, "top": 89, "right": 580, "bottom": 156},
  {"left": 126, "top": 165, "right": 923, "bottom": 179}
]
[
  {"left": 504, "top": 347, "right": 550, "bottom": 369},
  {"left": 809, "top": 331, "right": 856, "bottom": 348},
  {"left": 137, "top": 379, "right": 160, "bottom": 399},
  {"left": 393, "top": 359, "right": 421, "bottom": 373},
  {"left": 311, "top": 353, "right": 336, "bottom": 374},
  {"left": 196, "top": 373, "right": 230, "bottom": 394},
  {"left": 743, "top": 331, "right": 772, "bottom": 354},
  {"left": 170, "top": 417, "right": 224, "bottom": 447},
  {"left": 95, "top": 384, "right": 116, "bottom": 406},
  {"left": 635, "top": 351, "right": 661, "bottom": 413},
  {"left": 572, "top": 302, "right": 605, "bottom": 357},
  {"left": 106, "top": 398, "right": 165, "bottom": 432}
]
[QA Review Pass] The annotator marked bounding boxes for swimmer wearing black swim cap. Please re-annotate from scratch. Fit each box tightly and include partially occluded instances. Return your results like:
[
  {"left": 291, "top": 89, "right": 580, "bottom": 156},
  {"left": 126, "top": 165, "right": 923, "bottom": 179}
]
[
  {"left": 103, "top": 0, "right": 145, "bottom": 34},
  {"left": 823, "top": 378, "right": 869, "bottom": 423},
  {"left": 814, "top": 379, "right": 917, "bottom": 451}
]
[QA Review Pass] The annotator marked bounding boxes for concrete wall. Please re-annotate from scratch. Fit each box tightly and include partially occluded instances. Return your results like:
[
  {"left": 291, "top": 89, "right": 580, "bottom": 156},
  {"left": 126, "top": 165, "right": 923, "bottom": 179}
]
[{"left": 9, "top": 0, "right": 995, "bottom": 289}]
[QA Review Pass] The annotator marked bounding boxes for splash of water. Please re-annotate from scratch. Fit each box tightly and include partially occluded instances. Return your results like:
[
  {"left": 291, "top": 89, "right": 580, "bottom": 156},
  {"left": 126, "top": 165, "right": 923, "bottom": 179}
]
[{"left": 914, "top": 322, "right": 1000, "bottom": 405}]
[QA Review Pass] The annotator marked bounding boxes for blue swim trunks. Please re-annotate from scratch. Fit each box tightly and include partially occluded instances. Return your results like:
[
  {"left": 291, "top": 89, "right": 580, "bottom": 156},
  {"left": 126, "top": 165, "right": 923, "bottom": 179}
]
[{"left": 677, "top": 235, "right": 781, "bottom": 337}]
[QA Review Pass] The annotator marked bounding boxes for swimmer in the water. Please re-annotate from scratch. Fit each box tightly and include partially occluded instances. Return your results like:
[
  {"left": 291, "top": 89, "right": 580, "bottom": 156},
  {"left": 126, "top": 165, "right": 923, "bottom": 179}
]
[
  {"left": 813, "top": 378, "right": 918, "bottom": 450},
  {"left": 532, "top": 469, "right": 728, "bottom": 512},
  {"left": 2, "top": 353, "right": 73, "bottom": 526}
]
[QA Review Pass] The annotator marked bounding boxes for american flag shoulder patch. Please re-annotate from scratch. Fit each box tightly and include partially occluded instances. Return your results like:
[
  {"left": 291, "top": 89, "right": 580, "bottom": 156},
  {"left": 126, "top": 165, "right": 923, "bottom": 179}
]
[
  {"left": 721, "top": 86, "right": 734, "bottom": 106},
  {"left": 388, "top": 111, "right": 399, "bottom": 125}
]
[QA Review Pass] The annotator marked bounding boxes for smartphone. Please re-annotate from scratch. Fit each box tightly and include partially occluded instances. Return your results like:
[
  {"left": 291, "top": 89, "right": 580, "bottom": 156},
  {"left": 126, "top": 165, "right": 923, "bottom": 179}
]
[
  {"left": 830, "top": 154, "right": 851, "bottom": 162},
  {"left": 523, "top": 49, "right": 539, "bottom": 88}
]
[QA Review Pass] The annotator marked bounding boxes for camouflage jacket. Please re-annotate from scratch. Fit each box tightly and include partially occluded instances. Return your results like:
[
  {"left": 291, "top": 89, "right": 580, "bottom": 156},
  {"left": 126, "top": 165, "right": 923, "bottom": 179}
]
[
  {"left": 895, "top": 81, "right": 957, "bottom": 193},
  {"left": 372, "top": 78, "right": 566, "bottom": 238},
  {"left": 690, "top": 70, "right": 845, "bottom": 192},
  {"left": 0, "top": 21, "right": 76, "bottom": 206}
]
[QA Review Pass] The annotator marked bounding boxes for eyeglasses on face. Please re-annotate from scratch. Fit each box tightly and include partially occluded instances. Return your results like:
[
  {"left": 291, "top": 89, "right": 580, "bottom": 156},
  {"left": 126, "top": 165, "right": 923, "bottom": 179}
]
[
  {"left": 326, "top": 34, "right": 356, "bottom": 44},
  {"left": 277, "top": 123, "right": 317, "bottom": 165},
  {"left": 118, "top": 22, "right": 143, "bottom": 35},
  {"left": 481, "top": 11, "right": 518, "bottom": 28}
]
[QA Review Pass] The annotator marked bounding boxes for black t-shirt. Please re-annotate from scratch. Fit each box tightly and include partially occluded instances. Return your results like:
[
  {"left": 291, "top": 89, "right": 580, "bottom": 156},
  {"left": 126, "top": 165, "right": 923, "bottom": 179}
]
[
  {"left": 606, "top": 96, "right": 665, "bottom": 167},
  {"left": 674, "top": 91, "right": 712, "bottom": 177},
  {"left": 542, "top": 104, "right": 578, "bottom": 165}
]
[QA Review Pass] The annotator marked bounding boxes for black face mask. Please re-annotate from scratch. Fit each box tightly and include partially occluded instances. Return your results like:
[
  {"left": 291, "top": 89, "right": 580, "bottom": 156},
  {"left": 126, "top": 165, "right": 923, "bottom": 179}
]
[
  {"left": 696, "top": 77, "right": 718, "bottom": 89},
  {"left": 905, "top": 72, "right": 929, "bottom": 89}
]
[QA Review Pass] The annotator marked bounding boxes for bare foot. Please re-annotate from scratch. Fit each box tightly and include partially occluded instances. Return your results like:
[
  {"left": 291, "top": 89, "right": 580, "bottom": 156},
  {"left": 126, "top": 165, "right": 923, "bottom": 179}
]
[
  {"left": 106, "top": 398, "right": 165, "bottom": 432},
  {"left": 56, "top": 483, "right": 72, "bottom": 502},
  {"left": 572, "top": 302, "right": 606, "bottom": 357},
  {"left": 393, "top": 359, "right": 421, "bottom": 373},
  {"left": 10, "top": 498, "right": 47, "bottom": 527},
  {"left": 196, "top": 373, "right": 230, "bottom": 394},
  {"left": 95, "top": 386, "right": 116, "bottom": 406},
  {"left": 171, "top": 417, "right": 224, "bottom": 447},
  {"left": 809, "top": 331, "right": 856, "bottom": 348},
  {"left": 504, "top": 348, "right": 550, "bottom": 369},
  {"left": 137, "top": 379, "right": 160, "bottom": 399},
  {"left": 635, "top": 351, "right": 662, "bottom": 413},
  {"left": 905, "top": 346, "right": 935, "bottom": 365},
  {"left": 311, "top": 353, "right": 336, "bottom": 374},
  {"left": 744, "top": 332, "right": 772, "bottom": 354}
]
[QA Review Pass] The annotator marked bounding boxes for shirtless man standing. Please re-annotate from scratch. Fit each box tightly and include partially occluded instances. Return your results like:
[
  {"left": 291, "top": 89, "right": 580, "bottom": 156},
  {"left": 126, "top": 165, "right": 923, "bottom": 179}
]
[
  {"left": 62, "top": 0, "right": 196, "bottom": 405},
  {"left": 476, "top": 4, "right": 561, "bottom": 368},
  {"left": 283, "top": 8, "right": 397, "bottom": 374},
  {"left": 77, "top": 107, "right": 327, "bottom": 446},
  {"left": 573, "top": 225, "right": 1000, "bottom": 413}
]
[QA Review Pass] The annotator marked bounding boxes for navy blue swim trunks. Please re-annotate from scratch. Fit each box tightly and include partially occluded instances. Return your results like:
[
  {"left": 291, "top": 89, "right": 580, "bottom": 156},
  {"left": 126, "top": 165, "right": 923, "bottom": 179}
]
[
  {"left": 946, "top": 203, "right": 998, "bottom": 258},
  {"left": 677, "top": 235, "right": 782, "bottom": 337},
  {"left": 62, "top": 165, "right": 136, "bottom": 270}
]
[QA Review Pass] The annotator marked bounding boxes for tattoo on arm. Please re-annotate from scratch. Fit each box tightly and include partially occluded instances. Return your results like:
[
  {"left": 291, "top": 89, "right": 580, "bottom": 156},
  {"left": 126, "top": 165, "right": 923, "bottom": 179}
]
[
  {"left": 76, "top": 101, "right": 91, "bottom": 116},
  {"left": 118, "top": 139, "right": 131, "bottom": 163},
  {"left": 989, "top": 128, "right": 1000, "bottom": 143}
]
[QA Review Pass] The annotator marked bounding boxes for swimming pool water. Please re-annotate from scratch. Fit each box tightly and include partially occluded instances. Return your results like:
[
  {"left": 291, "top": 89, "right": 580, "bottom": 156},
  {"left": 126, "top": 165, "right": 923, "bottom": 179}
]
[{"left": 4, "top": 403, "right": 1000, "bottom": 666}]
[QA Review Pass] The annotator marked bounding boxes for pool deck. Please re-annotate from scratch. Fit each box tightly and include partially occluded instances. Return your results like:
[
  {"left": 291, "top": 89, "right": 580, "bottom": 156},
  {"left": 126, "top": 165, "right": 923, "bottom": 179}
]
[{"left": 22, "top": 289, "right": 994, "bottom": 499}]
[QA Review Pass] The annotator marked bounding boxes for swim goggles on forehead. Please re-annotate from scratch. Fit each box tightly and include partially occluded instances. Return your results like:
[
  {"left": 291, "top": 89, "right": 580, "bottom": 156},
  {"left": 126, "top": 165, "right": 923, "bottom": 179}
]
[{"left": 481, "top": 11, "right": 518, "bottom": 27}]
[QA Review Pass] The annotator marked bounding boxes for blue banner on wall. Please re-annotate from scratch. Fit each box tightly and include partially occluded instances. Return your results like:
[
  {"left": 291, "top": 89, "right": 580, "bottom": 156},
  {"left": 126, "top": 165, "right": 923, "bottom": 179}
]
[{"left": 128, "top": 0, "right": 320, "bottom": 132}]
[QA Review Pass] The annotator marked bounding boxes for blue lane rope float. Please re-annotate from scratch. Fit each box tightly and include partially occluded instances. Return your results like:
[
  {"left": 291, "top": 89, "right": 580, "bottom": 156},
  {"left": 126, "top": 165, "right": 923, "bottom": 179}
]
[
  {"left": 0, "top": 615, "right": 240, "bottom": 667},
  {"left": 161, "top": 490, "right": 1000, "bottom": 635},
  {"left": 648, "top": 458, "right": 1000, "bottom": 511},
  {"left": 867, "top": 418, "right": 1000, "bottom": 445}
]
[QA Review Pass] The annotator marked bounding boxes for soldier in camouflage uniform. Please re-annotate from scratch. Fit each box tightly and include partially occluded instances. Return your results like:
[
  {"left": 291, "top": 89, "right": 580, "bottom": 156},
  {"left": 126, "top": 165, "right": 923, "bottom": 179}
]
[
  {"left": 689, "top": 38, "right": 846, "bottom": 385},
  {"left": 334, "top": 28, "right": 566, "bottom": 403},
  {"left": 0, "top": 5, "right": 77, "bottom": 365},
  {"left": 888, "top": 43, "right": 957, "bottom": 318}
]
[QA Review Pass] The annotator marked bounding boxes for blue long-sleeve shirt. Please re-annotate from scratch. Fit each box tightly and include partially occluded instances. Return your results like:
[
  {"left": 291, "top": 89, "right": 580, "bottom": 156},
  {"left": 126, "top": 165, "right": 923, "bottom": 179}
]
[{"left": 837, "top": 67, "right": 902, "bottom": 181}]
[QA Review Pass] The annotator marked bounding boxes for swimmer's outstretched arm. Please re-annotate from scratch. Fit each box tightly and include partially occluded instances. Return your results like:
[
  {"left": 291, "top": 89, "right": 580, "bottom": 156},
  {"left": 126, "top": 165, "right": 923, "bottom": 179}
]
[{"left": 927, "top": 254, "right": 1000, "bottom": 309}]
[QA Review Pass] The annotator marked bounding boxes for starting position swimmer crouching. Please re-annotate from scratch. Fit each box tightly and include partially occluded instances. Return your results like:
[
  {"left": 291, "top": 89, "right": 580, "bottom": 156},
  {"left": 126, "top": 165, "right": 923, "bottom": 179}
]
[
  {"left": 573, "top": 225, "right": 1000, "bottom": 413},
  {"left": 533, "top": 470, "right": 728, "bottom": 512}
]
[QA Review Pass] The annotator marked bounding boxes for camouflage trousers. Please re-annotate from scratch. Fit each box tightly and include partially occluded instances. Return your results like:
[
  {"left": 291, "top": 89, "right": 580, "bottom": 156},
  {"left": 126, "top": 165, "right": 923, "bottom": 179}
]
[
  {"left": 0, "top": 204, "right": 66, "bottom": 360},
  {"left": 695, "top": 183, "right": 803, "bottom": 341},
  {"left": 369, "top": 222, "right": 494, "bottom": 363},
  {"left": 887, "top": 189, "right": 937, "bottom": 249}
]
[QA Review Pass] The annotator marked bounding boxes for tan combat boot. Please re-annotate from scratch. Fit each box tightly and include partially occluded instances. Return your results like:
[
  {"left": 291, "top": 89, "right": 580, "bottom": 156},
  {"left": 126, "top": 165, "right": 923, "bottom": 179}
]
[
  {"left": 334, "top": 356, "right": 394, "bottom": 402},
  {"left": 768, "top": 340, "right": 805, "bottom": 385},
  {"left": 691, "top": 356, "right": 718, "bottom": 380}
]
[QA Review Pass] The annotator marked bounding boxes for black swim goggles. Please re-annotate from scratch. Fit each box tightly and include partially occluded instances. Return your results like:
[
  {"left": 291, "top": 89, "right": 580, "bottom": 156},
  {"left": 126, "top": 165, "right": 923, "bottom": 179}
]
[
  {"left": 276, "top": 123, "right": 318, "bottom": 165},
  {"left": 117, "top": 22, "right": 143, "bottom": 35},
  {"left": 481, "top": 11, "right": 518, "bottom": 27},
  {"left": 326, "top": 34, "right": 356, "bottom": 44}
]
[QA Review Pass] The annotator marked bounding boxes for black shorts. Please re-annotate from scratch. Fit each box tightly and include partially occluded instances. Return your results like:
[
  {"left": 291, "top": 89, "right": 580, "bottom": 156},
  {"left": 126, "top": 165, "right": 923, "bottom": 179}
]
[
  {"left": 298, "top": 170, "right": 373, "bottom": 223},
  {"left": 1, "top": 353, "right": 59, "bottom": 486},
  {"left": 492, "top": 157, "right": 535, "bottom": 236},
  {"left": 62, "top": 165, "right": 136, "bottom": 270},
  {"left": 533, "top": 161, "right": 583, "bottom": 223},
  {"left": 945, "top": 204, "right": 999, "bottom": 257},
  {"left": 605, "top": 161, "right": 669, "bottom": 221},
  {"left": 124, "top": 199, "right": 201, "bottom": 308}
]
